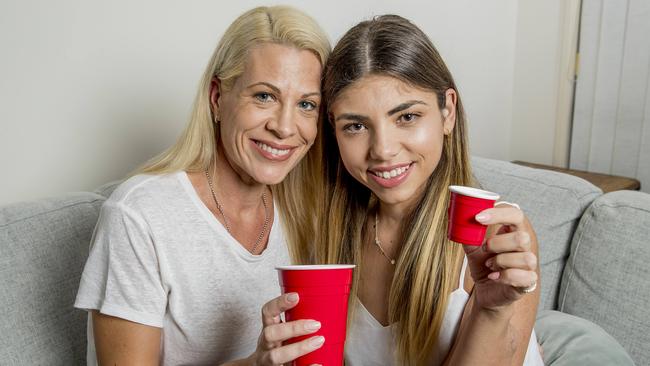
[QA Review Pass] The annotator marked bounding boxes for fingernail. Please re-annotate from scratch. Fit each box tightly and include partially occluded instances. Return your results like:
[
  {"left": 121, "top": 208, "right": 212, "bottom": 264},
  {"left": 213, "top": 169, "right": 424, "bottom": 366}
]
[
  {"left": 488, "top": 271, "right": 500, "bottom": 280},
  {"left": 305, "top": 321, "right": 321, "bottom": 331},
  {"left": 286, "top": 293, "right": 299, "bottom": 302},
  {"left": 485, "top": 258, "right": 494, "bottom": 268},
  {"left": 310, "top": 336, "right": 325, "bottom": 348},
  {"left": 476, "top": 213, "right": 490, "bottom": 223}
]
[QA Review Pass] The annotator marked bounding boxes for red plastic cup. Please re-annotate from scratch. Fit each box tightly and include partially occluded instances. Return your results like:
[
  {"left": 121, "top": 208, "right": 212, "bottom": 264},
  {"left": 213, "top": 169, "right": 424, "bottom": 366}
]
[
  {"left": 447, "top": 185, "right": 500, "bottom": 246},
  {"left": 276, "top": 264, "right": 356, "bottom": 366}
]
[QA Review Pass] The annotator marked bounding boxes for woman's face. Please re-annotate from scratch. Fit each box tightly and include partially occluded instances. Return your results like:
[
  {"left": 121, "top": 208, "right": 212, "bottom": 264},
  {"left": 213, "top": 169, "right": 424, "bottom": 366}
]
[
  {"left": 212, "top": 43, "right": 322, "bottom": 185},
  {"left": 330, "top": 75, "right": 456, "bottom": 208}
]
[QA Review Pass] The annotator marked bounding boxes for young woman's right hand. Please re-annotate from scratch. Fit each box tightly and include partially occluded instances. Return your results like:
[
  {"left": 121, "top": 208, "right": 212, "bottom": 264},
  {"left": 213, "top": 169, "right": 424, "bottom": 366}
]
[{"left": 247, "top": 292, "right": 325, "bottom": 365}]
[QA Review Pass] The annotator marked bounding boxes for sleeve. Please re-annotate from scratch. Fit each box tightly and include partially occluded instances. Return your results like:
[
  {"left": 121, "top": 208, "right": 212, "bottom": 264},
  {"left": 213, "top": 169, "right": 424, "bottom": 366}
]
[{"left": 74, "top": 200, "right": 167, "bottom": 328}]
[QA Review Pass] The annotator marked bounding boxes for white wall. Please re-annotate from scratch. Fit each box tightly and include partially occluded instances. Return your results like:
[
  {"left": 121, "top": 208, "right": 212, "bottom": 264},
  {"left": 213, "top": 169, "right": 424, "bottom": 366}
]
[{"left": 0, "top": 1, "right": 565, "bottom": 205}]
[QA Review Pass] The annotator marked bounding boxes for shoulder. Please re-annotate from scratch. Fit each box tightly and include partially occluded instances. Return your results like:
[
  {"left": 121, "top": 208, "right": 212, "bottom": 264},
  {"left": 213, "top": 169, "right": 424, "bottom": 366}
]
[{"left": 104, "top": 172, "right": 188, "bottom": 214}]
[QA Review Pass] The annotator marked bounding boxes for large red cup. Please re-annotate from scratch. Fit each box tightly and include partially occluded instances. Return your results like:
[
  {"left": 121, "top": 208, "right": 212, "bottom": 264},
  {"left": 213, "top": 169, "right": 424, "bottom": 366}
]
[
  {"left": 276, "top": 264, "right": 355, "bottom": 366},
  {"left": 447, "top": 185, "right": 500, "bottom": 246}
]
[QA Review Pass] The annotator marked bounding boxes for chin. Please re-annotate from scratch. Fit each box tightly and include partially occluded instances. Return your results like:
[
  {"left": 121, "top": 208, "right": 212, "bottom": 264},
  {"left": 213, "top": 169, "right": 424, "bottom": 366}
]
[
  {"left": 372, "top": 187, "right": 419, "bottom": 206},
  {"left": 253, "top": 168, "right": 293, "bottom": 185}
]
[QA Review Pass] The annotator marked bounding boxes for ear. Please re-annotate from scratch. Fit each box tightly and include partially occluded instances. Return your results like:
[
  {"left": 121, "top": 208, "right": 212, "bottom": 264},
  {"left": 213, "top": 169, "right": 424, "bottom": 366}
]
[
  {"left": 442, "top": 88, "right": 457, "bottom": 135},
  {"left": 209, "top": 77, "right": 222, "bottom": 122}
]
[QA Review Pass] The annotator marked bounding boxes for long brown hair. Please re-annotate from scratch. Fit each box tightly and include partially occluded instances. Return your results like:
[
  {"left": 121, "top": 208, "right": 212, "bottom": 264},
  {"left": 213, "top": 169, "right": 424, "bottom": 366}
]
[{"left": 316, "top": 15, "right": 473, "bottom": 365}]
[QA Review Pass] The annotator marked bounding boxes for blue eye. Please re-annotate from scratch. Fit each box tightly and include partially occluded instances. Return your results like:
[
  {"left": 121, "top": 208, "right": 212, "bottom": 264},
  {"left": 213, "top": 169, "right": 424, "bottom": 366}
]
[
  {"left": 299, "top": 100, "right": 317, "bottom": 111},
  {"left": 254, "top": 92, "right": 274, "bottom": 103},
  {"left": 343, "top": 123, "right": 367, "bottom": 134}
]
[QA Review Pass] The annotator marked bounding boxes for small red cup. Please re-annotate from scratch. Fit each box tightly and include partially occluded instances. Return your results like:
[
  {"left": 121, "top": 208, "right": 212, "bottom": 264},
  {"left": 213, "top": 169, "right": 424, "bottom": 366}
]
[
  {"left": 447, "top": 185, "right": 500, "bottom": 246},
  {"left": 276, "top": 264, "right": 355, "bottom": 366}
]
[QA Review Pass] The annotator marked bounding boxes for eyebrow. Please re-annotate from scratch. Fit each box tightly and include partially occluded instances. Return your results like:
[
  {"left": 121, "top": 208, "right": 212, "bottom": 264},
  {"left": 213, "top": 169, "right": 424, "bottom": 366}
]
[
  {"left": 334, "top": 100, "right": 427, "bottom": 123},
  {"left": 246, "top": 82, "right": 320, "bottom": 99},
  {"left": 334, "top": 113, "right": 369, "bottom": 123},
  {"left": 387, "top": 100, "right": 427, "bottom": 116}
]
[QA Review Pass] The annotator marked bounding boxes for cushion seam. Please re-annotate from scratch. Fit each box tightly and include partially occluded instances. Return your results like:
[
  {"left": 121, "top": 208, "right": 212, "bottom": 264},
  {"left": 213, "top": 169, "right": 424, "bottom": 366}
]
[
  {"left": 0, "top": 196, "right": 105, "bottom": 228},
  {"left": 593, "top": 200, "right": 650, "bottom": 214},
  {"left": 474, "top": 166, "right": 600, "bottom": 204},
  {"left": 559, "top": 206, "right": 593, "bottom": 311}
]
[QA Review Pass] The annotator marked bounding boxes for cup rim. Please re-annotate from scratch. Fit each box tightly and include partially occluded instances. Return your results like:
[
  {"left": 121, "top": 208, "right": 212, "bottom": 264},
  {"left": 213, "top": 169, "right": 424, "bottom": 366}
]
[
  {"left": 449, "top": 185, "right": 500, "bottom": 200},
  {"left": 275, "top": 264, "right": 356, "bottom": 271}
]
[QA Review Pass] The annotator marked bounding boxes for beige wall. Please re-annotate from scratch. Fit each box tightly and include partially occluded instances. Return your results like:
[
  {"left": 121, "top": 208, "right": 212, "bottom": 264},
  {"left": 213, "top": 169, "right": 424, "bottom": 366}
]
[{"left": 0, "top": 0, "right": 570, "bottom": 204}]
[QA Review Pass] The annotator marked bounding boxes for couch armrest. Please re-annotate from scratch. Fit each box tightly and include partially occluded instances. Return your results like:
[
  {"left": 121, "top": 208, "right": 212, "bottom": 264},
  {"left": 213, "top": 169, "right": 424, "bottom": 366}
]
[{"left": 559, "top": 190, "right": 650, "bottom": 365}]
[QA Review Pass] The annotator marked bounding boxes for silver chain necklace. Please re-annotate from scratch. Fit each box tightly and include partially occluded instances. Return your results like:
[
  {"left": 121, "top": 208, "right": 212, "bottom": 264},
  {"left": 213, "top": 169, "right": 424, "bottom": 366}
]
[
  {"left": 374, "top": 211, "right": 396, "bottom": 265},
  {"left": 205, "top": 168, "right": 269, "bottom": 254}
]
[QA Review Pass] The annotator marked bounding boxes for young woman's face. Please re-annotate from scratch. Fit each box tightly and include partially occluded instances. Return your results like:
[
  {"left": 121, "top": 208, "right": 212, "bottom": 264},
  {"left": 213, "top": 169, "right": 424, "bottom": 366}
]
[
  {"left": 212, "top": 43, "right": 322, "bottom": 185},
  {"left": 330, "top": 75, "right": 456, "bottom": 208}
]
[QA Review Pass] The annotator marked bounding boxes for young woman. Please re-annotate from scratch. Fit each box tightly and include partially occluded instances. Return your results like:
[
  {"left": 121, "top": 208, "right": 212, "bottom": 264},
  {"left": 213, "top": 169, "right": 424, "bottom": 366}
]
[
  {"left": 75, "top": 6, "right": 330, "bottom": 365},
  {"left": 315, "top": 15, "right": 544, "bottom": 365}
]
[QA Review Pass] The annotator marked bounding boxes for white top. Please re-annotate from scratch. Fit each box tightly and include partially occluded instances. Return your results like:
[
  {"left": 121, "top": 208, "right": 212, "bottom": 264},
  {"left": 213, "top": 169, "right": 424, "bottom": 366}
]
[
  {"left": 74, "top": 172, "right": 290, "bottom": 365},
  {"left": 345, "top": 258, "right": 544, "bottom": 365}
]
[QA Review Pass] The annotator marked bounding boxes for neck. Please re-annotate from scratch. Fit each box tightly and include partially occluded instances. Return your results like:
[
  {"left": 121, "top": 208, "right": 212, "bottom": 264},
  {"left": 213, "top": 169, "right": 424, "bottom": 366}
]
[{"left": 212, "top": 143, "right": 268, "bottom": 211}]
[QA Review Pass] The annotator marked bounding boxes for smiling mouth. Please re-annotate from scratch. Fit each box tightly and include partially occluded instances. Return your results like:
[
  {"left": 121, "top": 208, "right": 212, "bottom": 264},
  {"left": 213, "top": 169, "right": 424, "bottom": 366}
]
[
  {"left": 254, "top": 141, "right": 291, "bottom": 157},
  {"left": 369, "top": 163, "right": 412, "bottom": 179}
]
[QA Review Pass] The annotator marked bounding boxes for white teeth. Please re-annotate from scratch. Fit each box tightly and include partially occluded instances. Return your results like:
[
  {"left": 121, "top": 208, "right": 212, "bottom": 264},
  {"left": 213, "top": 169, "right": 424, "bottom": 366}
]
[
  {"left": 256, "top": 142, "right": 290, "bottom": 156},
  {"left": 372, "top": 164, "right": 411, "bottom": 179}
]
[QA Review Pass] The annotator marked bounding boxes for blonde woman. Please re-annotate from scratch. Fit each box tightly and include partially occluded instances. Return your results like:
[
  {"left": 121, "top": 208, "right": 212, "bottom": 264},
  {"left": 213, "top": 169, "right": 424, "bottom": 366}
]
[
  {"left": 74, "top": 6, "right": 330, "bottom": 365},
  {"left": 316, "top": 15, "right": 544, "bottom": 365}
]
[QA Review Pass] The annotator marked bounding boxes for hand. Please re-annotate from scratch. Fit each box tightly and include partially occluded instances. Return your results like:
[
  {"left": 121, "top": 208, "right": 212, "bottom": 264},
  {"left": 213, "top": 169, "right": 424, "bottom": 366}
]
[
  {"left": 463, "top": 204, "right": 538, "bottom": 310},
  {"left": 248, "top": 292, "right": 325, "bottom": 365}
]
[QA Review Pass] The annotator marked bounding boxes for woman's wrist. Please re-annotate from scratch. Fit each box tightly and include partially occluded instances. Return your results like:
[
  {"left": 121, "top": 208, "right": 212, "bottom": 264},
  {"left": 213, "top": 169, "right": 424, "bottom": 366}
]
[{"left": 473, "top": 295, "right": 516, "bottom": 323}]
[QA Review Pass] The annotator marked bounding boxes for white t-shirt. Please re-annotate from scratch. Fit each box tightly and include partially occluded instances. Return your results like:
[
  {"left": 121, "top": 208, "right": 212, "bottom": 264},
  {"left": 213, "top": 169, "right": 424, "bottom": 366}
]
[
  {"left": 74, "top": 172, "right": 290, "bottom": 365},
  {"left": 345, "top": 257, "right": 544, "bottom": 365}
]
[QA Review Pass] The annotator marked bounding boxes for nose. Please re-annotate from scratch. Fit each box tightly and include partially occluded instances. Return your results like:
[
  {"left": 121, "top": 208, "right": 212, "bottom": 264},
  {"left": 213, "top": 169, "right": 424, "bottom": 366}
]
[
  {"left": 266, "top": 105, "right": 297, "bottom": 140},
  {"left": 369, "top": 124, "right": 399, "bottom": 160}
]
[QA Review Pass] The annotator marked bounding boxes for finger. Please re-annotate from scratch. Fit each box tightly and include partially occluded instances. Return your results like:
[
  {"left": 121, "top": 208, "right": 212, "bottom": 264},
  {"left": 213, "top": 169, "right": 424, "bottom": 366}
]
[
  {"left": 263, "top": 335, "right": 325, "bottom": 365},
  {"left": 486, "top": 230, "right": 531, "bottom": 253},
  {"left": 485, "top": 252, "right": 537, "bottom": 272},
  {"left": 263, "top": 320, "right": 321, "bottom": 343},
  {"left": 475, "top": 206, "right": 525, "bottom": 228},
  {"left": 488, "top": 268, "right": 537, "bottom": 288},
  {"left": 262, "top": 293, "right": 299, "bottom": 326}
]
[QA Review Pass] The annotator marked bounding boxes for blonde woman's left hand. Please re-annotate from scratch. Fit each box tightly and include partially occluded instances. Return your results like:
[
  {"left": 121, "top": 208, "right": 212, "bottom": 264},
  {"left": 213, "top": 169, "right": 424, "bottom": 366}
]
[{"left": 462, "top": 203, "right": 539, "bottom": 311}]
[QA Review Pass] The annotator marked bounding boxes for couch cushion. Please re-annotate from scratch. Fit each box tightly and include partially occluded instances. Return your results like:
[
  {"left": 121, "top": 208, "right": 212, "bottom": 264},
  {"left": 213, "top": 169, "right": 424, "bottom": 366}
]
[
  {"left": 472, "top": 157, "right": 602, "bottom": 310},
  {"left": 559, "top": 190, "right": 650, "bottom": 365},
  {"left": 0, "top": 193, "right": 105, "bottom": 365},
  {"left": 535, "top": 310, "right": 634, "bottom": 365}
]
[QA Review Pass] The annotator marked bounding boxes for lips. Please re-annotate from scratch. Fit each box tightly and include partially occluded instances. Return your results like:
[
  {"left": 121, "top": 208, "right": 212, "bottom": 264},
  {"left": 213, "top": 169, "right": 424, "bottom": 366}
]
[
  {"left": 251, "top": 139, "right": 296, "bottom": 161},
  {"left": 368, "top": 163, "right": 413, "bottom": 188}
]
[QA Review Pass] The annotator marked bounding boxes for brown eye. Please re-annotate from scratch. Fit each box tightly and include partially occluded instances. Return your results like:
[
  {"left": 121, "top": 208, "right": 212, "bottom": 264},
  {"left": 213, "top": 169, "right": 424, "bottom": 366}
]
[
  {"left": 343, "top": 123, "right": 366, "bottom": 134},
  {"left": 400, "top": 113, "right": 418, "bottom": 123}
]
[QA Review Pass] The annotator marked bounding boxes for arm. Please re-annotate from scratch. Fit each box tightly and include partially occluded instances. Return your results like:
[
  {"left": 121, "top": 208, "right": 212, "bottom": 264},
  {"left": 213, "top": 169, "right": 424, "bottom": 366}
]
[
  {"left": 92, "top": 294, "right": 324, "bottom": 366},
  {"left": 92, "top": 311, "right": 161, "bottom": 366},
  {"left": 444, "top": 208, "right": 540, "bottom": 365}
]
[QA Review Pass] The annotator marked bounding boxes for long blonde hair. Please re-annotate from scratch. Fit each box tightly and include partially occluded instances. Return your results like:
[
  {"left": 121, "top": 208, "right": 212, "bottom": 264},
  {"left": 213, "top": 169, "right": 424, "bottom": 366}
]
[
  {"left": 136, "top": 6, "right": 330, "bottom": 262},
  {"left": 316, "top": 15, "right": 473, "bottom": 365}
]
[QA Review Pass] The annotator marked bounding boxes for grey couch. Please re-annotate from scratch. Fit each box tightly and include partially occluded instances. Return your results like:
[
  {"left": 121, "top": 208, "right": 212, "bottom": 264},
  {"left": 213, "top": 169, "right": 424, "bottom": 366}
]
[{"left": 1, "top": 157, "right": 648, "bottom": 365}]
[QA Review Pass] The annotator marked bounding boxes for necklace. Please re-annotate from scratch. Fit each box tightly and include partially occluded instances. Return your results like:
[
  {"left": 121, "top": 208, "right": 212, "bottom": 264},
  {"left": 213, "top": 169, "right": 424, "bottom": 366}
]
[
  {"left": 374, "top": 211, "right": 396, "bottom": 265},
  {"left": 204, "top": 168, "right": 269, "bottom": 254}
]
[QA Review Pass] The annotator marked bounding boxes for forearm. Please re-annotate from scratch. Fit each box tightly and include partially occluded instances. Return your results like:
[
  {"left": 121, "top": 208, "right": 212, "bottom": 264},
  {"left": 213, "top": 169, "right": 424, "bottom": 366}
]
[{"left": 443, "top": 297, "right": 520, "bottom": 366}]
